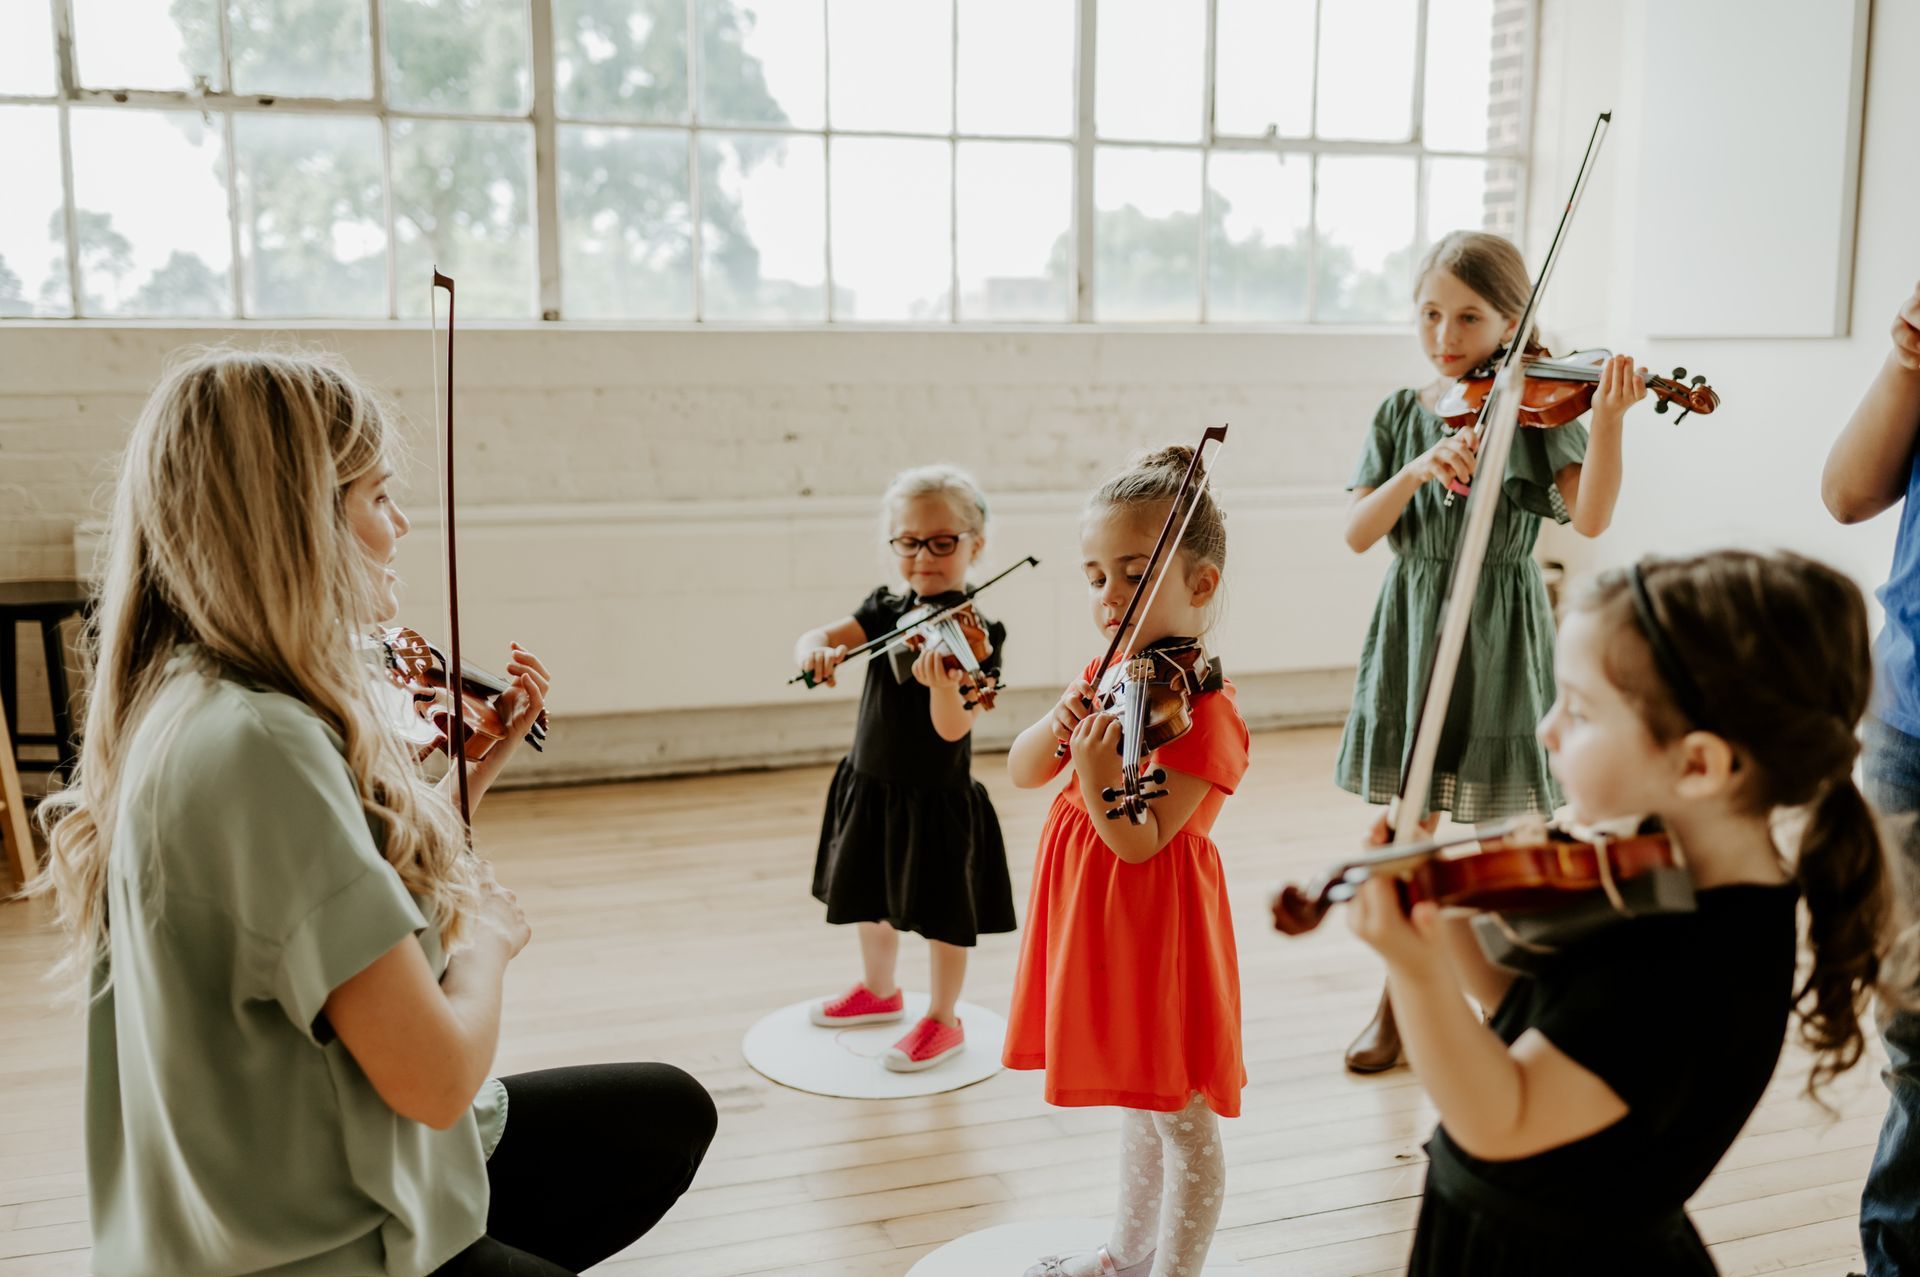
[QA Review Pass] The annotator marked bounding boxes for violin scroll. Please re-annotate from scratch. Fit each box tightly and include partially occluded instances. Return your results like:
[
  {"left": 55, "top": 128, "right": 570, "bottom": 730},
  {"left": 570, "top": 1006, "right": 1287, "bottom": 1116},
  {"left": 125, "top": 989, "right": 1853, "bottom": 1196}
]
[
  {"left": 1269, "top": 883, "right": 1333, "bottom": 936},
  {"left": 1646, "top": 366, "right": 1721, "bottom": 421},
  {"left": 1437, "top": 348, "right": 1721, "bottom": 431}
]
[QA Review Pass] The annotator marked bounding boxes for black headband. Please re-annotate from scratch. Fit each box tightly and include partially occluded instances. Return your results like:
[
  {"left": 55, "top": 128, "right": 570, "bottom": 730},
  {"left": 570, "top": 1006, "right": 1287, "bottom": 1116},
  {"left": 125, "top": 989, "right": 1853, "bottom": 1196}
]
[{"left": 1628, "top": 562, "right": 1714, "bottom": 732}]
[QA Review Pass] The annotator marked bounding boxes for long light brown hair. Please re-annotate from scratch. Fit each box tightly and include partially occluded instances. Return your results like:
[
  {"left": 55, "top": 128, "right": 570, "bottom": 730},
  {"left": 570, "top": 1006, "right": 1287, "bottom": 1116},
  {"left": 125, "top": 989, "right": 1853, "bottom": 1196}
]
[
  {"left": 28, "top": 348, "right": 482, "bottom": 989},
  {"left": 1415, "top": 230, "right": 1546, "bottom": 355}
]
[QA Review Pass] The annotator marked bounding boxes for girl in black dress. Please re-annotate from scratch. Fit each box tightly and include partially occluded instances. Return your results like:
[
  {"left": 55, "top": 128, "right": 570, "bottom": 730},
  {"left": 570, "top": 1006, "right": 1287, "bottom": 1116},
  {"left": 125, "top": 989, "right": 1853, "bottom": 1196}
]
[
  {"left": 1348, "top": 549, "right": 1909, "bottom": 1275},
  {"left": 794, "top": 465, "right": 1016, "bottom": 1072}
]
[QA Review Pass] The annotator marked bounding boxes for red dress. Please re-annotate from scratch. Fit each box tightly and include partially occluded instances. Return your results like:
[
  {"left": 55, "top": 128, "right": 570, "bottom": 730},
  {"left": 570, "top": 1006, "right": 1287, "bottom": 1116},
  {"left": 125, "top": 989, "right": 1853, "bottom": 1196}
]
[{"left": 1002, "top": 662, "right": 1251, "bottom": 1117}]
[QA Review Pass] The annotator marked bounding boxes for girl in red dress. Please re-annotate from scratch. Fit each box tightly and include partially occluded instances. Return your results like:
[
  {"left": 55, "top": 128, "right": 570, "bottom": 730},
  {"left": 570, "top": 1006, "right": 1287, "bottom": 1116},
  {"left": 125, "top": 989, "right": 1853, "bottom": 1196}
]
[{"left": 1004, "top": 446, "right": 1250, "bottom": 1277}]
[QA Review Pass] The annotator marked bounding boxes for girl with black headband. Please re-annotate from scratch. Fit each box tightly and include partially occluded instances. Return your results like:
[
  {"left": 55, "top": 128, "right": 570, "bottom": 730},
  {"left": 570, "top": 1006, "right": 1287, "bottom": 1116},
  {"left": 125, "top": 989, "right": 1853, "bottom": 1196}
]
[{"left": 1347, "top": 549, "right": 1907, "bottom": 1276}]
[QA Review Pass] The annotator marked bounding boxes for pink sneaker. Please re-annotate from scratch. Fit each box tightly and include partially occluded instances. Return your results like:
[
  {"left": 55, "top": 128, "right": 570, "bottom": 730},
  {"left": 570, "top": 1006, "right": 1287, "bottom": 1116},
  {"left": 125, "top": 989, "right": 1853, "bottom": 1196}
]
[
  {"left": 883, "top": 1015, "right": 965, "bottom": 1072},
  {"left": 809, "top": 983, "right": 906, "bottom": 1027}
]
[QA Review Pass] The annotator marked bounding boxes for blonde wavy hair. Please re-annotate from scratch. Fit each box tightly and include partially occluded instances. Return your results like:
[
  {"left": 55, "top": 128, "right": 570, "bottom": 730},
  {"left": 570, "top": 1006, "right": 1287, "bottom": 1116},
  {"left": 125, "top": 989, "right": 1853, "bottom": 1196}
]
[{"left": 27, "top": 347, "right": 483, "bottom": 989}]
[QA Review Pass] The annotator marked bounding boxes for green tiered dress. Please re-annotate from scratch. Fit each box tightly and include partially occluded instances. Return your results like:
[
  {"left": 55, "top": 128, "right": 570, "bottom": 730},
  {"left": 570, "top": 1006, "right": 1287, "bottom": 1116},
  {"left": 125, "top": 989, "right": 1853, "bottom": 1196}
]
[{"left": 1335, "top": 387, "right": 1589, "bottom": 822}]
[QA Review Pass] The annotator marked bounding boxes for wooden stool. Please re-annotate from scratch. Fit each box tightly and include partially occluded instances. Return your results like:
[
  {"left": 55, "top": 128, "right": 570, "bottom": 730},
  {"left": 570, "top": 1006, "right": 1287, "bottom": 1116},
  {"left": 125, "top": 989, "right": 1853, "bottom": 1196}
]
[
  {"left": 0, "top": 580, "right": 87, "bottom": 785},
  {"left": 0, "top": 692, "right": 32, "bottom": 893}
]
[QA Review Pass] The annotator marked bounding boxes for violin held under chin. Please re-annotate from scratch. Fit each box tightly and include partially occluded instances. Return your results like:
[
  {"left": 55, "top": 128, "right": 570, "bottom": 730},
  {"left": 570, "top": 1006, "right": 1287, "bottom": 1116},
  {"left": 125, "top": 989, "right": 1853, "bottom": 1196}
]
[
  {"left": 1087, "top": 638, "right": 1220, "bottom": 824},
  {"left": 886, "top": 597, "right": 1002, "bottom": 711},
  {"left": 1270, "top": 817, "right": 1697, "bottom": 969},
  {"left": 367, "top": 625, "right": 549, "bottom": 762}
]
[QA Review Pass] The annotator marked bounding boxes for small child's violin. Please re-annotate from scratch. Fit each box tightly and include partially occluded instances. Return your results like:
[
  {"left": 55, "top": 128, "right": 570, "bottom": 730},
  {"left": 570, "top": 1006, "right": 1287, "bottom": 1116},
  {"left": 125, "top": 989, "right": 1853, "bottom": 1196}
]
[
  {"left": 368, "top": 625, "right": 548, "bottom": 762},
  {"left": 1270, "top": 818, "right": 1696, "bottom": 957},
  {"left": 1436, "top": 347, "right": 1721, "bottom": 430},
  {"left": 888, "top": 600, "right": 1001, "bottom": 711},
  {"left": 1095, "top": 640, "right": 1215, "bottom": 824}
]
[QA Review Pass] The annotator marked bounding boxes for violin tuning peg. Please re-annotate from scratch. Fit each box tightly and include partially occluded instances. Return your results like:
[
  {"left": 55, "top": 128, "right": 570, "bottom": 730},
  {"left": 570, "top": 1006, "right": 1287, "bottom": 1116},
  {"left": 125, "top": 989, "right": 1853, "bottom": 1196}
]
[
  {"left": 1671, "top": 366, "right": 1687, "bottom": 380},
  {"left": 1654, "top": 398, "right": 1670, "bottom": 414},
  {"left": 1690, "top": 374, "right": 1706, "bottom": 387},
  {"left": 1101, "top": 785, "right": 1123, "bottom": 802},
  {"left": 1148, "top": 768, "right": 1168, "bottom": 785},
  {"left": 1673, "top": 408, "right": 1691, "bottom": 425},
  {"left": 1105, "top": 806, "right": 1126, "bottom": 821},
  {"left": 1141, "top": 788, "right": 1169, "bottom": 803}
]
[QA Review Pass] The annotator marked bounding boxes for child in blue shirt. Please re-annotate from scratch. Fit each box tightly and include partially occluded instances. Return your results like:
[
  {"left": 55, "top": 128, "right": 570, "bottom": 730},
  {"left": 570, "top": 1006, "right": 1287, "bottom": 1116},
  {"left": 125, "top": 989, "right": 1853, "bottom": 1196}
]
[{"left": 1822, "top": 277, "right": 1920, "bottom": 1277}]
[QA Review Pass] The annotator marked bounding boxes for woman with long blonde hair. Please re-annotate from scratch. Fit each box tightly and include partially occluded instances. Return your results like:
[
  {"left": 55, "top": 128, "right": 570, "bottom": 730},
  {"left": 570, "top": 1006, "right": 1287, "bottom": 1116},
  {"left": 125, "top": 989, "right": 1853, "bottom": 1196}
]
[{"left": 30, "top": 348, "right": 714, "bottom": 1277}]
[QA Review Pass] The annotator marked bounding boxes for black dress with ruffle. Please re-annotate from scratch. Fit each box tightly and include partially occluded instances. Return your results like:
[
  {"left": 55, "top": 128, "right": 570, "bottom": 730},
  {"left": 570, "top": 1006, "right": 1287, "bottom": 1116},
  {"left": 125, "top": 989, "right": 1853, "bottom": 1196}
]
[{"left": 810, "top": 587, "right": 1016, "bottom": 947}]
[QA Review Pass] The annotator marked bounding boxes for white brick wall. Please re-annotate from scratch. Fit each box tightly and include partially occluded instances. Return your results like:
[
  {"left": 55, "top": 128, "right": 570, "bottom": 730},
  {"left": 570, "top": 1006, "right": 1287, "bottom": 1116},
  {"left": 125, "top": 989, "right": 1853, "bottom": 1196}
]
[{"left": 3, "top": 324, "right": 1432, "bottom": 782}]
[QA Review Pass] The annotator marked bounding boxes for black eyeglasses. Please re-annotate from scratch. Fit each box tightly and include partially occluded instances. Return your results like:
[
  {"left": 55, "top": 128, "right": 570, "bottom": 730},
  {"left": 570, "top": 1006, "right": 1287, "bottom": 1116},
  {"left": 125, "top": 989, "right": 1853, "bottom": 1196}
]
[{"left": 888, "top": 533, "right": 970, "bottom": 558}]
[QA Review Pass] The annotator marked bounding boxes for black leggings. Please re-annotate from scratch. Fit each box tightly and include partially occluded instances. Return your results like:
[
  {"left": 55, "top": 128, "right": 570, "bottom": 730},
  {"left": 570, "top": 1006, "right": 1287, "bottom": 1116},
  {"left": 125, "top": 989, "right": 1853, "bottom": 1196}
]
[{"left": 431, "top": 1062, "right": 718, "bottom": 1276}]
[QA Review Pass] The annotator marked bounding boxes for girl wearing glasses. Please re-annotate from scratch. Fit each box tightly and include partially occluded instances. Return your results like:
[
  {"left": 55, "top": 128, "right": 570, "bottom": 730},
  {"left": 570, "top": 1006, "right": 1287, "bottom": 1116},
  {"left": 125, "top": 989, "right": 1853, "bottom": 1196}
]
[{"left": 793, "top": 465, "right": 1016, "bottom": 1071}]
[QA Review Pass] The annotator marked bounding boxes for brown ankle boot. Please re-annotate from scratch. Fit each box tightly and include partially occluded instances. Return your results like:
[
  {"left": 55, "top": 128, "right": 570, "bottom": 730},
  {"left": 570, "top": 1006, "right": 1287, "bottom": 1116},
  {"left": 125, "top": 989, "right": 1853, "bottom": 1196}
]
[{"left": 1344, "top": 985, "right": 1402, "bottom": 1074}]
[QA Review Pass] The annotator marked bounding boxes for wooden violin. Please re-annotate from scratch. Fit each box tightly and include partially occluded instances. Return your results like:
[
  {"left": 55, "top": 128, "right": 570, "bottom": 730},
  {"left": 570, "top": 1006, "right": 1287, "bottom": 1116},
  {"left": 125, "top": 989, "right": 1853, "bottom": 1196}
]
[
  {"left": 889, "top": 598, "right": 1000, "bottom": 710},
  {"left": 1094, "top": 640, "right": 1213, "bottom": 823},
  {"left": 1270, "top": 820, "right": 1696, "bottom": 959},
  {"left": 369, "top": 625, "right": 549, "bottom": 763},
  {"left": 1436, "top": 347, "right": 1721, "bottom": 431}
]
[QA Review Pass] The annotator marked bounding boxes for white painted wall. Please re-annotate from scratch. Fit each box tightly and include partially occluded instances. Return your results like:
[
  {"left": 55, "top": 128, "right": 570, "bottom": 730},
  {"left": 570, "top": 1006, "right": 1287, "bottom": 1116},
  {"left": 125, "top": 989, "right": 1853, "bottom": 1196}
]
[
  {"left": 5, "top": 324, "right": 1426, "bottom": 780},
  {"left": 1527, "top": 0, "right": 1919, "bottom": 606}
]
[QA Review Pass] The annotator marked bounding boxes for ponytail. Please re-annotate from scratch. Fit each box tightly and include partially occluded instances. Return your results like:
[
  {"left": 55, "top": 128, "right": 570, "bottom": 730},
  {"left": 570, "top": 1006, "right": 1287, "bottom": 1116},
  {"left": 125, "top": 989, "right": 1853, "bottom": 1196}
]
[{"left": 1793, "top": 775, "right": 1890, "bottom": 1094}]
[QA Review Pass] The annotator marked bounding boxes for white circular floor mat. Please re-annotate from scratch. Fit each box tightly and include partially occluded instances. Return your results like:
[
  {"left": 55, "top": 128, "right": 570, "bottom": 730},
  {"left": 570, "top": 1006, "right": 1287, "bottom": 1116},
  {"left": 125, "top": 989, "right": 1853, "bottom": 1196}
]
[
  {"left": 907, "top": 1219, "right": 1247, "bottom": 1276},
  {"left": 741, "top": 992, "right": 1006, "bottom": 1099}
]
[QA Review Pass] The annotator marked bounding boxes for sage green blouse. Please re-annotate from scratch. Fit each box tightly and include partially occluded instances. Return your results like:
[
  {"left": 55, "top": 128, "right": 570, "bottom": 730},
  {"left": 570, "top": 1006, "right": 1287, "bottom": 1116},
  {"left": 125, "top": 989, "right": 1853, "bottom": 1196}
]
[{"left": 85, "top": 652, "right": 506, "bottom": 1276}]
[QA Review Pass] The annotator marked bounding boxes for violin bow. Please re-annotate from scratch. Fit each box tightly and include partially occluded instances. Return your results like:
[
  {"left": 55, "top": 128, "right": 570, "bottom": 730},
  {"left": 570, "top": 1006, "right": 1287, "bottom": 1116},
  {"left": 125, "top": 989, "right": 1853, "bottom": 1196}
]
[
  {"left": 788, "top": 554, "right": 1040, "bottom": 686},
  {"left": 1114, "top": 432, "right": 1226, "bottom": 671},
  {"left": 1444, "top": 112, "right": 1612, "bottom": 509},
  {"left": 1387, "top": 112, "right": 1612, "bottom": 848},
  {"left": 429, "top": 269, "right": 473, "bottom": 829},
  {"left": 1057, "top": 423, "right": 1227, "bottom": 758}
]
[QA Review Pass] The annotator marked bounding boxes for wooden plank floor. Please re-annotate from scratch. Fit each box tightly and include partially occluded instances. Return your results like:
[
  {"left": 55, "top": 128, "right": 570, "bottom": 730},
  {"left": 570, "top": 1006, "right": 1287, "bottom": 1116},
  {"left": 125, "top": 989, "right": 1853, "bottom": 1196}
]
[{"left": 0, "top": 727, "right": 1884, "bottom": 1275}]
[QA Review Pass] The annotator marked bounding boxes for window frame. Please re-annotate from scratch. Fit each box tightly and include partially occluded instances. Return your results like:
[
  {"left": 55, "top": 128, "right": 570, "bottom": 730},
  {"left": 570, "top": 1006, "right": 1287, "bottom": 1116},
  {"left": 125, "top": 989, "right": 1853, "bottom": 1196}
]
[{"left": 2, "top": 0, "right": 1534, "bottom": 324}]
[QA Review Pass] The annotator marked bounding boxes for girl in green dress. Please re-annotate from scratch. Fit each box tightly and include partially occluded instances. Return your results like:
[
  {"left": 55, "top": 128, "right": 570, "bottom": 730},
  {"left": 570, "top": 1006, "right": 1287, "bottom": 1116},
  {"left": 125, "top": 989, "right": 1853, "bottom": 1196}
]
[{"left": 1335, "top": 230, "right": 1647, "bottom": 1073}]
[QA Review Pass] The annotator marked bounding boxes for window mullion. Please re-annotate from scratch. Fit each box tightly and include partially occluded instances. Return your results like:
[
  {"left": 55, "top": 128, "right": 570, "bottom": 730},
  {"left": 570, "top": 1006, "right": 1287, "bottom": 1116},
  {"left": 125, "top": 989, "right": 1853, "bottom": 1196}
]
[
  {"left": 52, "top": 0, "right": 82, "bottom": 315},
  {"left": 1308, "top": 0, "right": 1322, "bottom": 137},
  {"left": 217, "top": 0, "right": 241, "bottom": 315},
  {"left": 1410, "top": 0, "right": 1429, "bottom": 146},
  {"left": 530, "top": 0, "right": 561, "bottom": 319},
  {"left": 1410, "top": 0, "right": 1430, "bottom": 284},
  {"left": 823, "top": 0, "right": 835, "bottom": 321},
  {"left": 1305, "top": 0, "right": 1322, "bottom": 320},
  {"left": 370, "top": 0, "right": 395, "bottom": 317},
  {"left": 222, "top": 112, "right": 244, "bottom": 317},
  {"left": 1199, "top": 0, "right": 1216, "bottom": 324},
  {"left": 1517, "top": 0, "right": 1538, "bottom": 254},
  {"left": 948, "top": 0, "right": 958, "bottom": 323},
  {"left": 686, "top": 0, "right": 703, "bottom": 321},
  {"left": 1072, "top": 0, "right": 1095, "bottom": 322}
]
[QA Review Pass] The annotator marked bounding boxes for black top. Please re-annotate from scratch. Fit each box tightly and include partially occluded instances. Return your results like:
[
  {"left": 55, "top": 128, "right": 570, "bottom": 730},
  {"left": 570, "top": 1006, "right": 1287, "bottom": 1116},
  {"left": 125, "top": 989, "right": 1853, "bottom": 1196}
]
[
  {"left": 1429, "top": 881, "right": 1800, "bottom": 1225},
  {"left": 846, "top": 587, "right": 1005, "bottom": 790}
]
